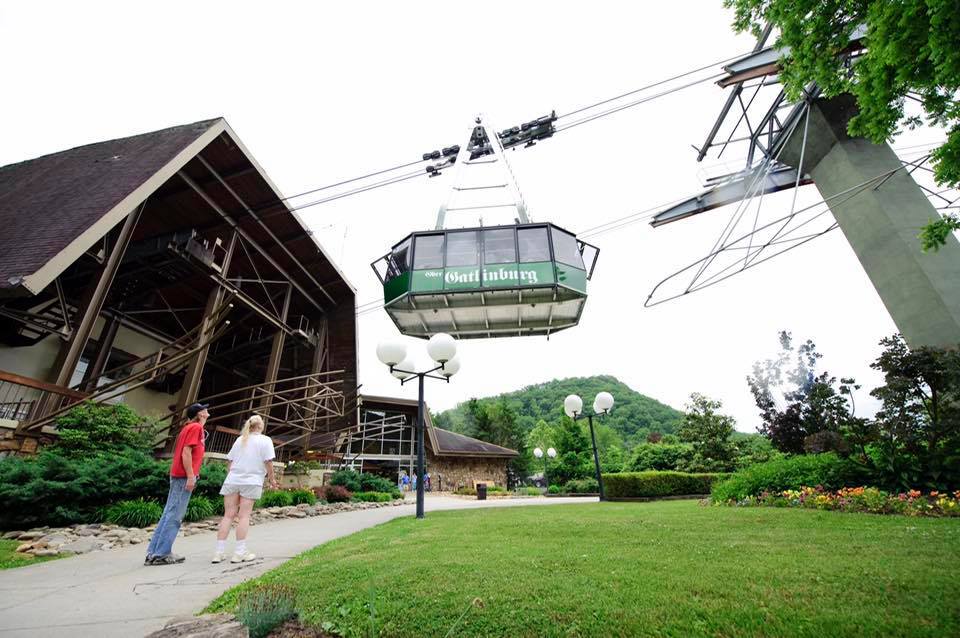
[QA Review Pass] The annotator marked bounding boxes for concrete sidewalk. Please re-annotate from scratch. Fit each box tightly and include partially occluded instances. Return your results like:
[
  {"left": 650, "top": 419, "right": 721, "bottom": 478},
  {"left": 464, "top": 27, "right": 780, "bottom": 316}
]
[{"left": 0, "top": 496, "right": 595, "bottom": 637}]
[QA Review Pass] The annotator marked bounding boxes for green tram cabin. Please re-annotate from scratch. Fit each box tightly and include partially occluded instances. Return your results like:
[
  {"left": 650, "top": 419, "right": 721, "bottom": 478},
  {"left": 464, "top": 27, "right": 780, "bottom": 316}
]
[{"left": 371, "top": 223, "right": 598, "bottom": 339}]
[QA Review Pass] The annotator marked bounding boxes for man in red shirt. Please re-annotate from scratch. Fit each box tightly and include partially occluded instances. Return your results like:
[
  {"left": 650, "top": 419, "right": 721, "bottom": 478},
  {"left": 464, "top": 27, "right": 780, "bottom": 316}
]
[{"left": 144, "top": 403, "right": 209, "bottom": 566}]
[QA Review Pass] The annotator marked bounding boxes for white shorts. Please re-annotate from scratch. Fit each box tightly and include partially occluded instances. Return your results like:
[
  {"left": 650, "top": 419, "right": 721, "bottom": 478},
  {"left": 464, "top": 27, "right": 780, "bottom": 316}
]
[{"left": 220, "top": 483, "right": 263, "bottom": 500}]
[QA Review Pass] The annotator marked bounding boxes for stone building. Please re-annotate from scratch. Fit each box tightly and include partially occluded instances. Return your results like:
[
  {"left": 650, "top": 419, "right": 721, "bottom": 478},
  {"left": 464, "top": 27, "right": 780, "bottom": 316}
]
[{"left": 330, "top": 395, "right": 518, "bottom": 490}]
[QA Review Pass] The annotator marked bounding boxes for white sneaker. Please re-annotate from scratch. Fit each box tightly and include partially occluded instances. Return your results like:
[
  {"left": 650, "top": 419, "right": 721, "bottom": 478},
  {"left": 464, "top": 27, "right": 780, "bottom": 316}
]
[
  {"left": 230, "top": 551, "right": 256, "bottom": 563},
  {"left": 211, "top": 552, "right": 226, "bottom": 564}
]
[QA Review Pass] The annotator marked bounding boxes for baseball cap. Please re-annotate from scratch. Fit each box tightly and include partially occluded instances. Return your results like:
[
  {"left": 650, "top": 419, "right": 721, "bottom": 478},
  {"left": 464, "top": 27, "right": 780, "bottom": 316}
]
[{"left": 186, "top": 403, "right": 209, "bottom": 419}]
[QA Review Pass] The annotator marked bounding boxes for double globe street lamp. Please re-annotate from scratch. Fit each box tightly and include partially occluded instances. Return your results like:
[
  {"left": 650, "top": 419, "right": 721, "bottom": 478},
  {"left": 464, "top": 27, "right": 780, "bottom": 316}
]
[
  {"left": 563, "top": 391, "right": 614, "bottom": 501},
  {"left": 533, "top": 446, "right": 557, "bottom": 489},
  {"left": 376, "top": 333, "right": 461, "bottom": 519}
]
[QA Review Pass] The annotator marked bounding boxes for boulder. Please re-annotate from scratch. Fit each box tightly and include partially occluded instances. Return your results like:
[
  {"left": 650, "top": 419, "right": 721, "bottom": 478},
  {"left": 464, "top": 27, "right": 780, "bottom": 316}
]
[
  {"left": 40, "top": 534, "right": 71, "bottom": 547},
  {"left": 145, "top": 614, "right": 248, "bottom": 638},
  {"left": 16, "top": 531, "right": 44, "bottom": 541},
  {"left": 2, "top": 530, "right": 25, "bottom": 540},
  {"left": 15, "top": 542, "right": 34, "bottom": 553},
  {"left": 60, "top": 537, "right": 100, "bottom": 554},
  {"left": 75, "top": 528, "right": 99, "bottom": 537},
  {"left": 33, "top": 549, "right": 60, "bottom": 557}
]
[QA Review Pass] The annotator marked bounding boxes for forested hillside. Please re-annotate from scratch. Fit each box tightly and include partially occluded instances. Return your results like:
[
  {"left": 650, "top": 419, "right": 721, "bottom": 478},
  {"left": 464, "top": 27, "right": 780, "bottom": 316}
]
[{"left": 433, "top": 375, "right": 682, "bottom": 447}]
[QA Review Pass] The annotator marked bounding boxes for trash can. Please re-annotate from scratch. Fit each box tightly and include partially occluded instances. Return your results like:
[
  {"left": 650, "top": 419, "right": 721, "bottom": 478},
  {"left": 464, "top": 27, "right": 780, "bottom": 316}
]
[{"left": 476, "top": 483, "right": 487, "bottom": 500}]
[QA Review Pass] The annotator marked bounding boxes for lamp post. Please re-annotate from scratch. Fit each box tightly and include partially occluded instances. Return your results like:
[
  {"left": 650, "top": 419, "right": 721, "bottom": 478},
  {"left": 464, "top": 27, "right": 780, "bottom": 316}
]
[
  {"left": 533, "top": 446, "right": 557, "bottom": 489},
  {"left": 377, "top": 333, "right": 461, "bottom": 519},
  {"left": 563, "top": 391, "right": 614, "bottom": 501}
]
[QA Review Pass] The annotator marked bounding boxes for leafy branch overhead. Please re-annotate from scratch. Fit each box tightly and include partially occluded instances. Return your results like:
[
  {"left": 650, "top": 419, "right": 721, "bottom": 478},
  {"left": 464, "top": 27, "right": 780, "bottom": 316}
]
[{"left": 725, "top": 0, "right": 960, "bottom": 249}]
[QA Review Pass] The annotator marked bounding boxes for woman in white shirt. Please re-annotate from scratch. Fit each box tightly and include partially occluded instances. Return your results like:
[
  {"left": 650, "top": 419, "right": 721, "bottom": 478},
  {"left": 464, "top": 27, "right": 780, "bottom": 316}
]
[{"left": 213, "top": 415, "right": 277, "bottom": 563}]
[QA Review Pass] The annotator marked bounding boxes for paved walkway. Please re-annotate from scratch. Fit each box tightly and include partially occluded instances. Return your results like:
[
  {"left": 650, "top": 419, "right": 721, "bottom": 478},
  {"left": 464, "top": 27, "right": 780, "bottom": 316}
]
[{"left": 0, "top": 496, "right": 595, "bottom": 637}]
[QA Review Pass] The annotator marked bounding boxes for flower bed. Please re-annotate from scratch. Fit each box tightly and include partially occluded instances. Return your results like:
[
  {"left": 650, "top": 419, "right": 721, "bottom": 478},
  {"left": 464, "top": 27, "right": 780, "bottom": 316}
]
[{"left": 718, "top": 485, "right": 960, "bottom": 517}]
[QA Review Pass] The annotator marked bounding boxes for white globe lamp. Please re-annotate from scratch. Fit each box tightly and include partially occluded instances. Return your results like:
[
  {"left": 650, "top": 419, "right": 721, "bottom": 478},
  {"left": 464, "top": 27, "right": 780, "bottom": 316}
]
[
  {"left": 533, "top": 447, "right": 544, "bottom": 458},
  {"left": 547, "top": 447, "right": 557, "bottom": 458},
  {"left": 564, "top": 394, "right": 583, "bottom": 418},
  {"left": 439, "top": 355, "right": 461, "bottom": 378},
  {"left": 391, "top": 356, "right": 415, "bottom": 380},
  {"left": 595, "top": 391, "right": 614, "bottom": 414},
  {"left": 376, "top": 340, "right": 407, "bottom": 367},
  {"left": 426, "top": 333, "right": 457, "bottom": 364}
]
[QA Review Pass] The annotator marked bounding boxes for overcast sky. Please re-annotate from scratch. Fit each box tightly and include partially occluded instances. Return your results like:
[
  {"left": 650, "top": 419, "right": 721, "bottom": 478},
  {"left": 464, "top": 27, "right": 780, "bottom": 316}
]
[{"left": 1, "top": 2, "right": 947, "bottom": 431}]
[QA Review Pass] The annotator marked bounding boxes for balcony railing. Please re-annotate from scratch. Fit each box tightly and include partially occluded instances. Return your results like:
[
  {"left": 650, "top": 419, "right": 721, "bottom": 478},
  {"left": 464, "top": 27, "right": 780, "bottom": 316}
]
[{"left": 0, "top": 370, "right": 88, "bottom": 427}]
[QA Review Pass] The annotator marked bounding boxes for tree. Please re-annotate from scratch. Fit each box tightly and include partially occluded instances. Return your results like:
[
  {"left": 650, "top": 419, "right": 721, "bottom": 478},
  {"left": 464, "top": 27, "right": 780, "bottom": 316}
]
[
  {"left": 678, "top": 393, "right": 737, "bottom": 471},
  {"left": 869, "top": 334, "right": 960, "bottom": 489},
  {"left": 725, "top": 0, "right": 960, "bottom": 250},
  {"left": 526, "top": 419, "right": 557, "bottom": 452},
  {"left": 551, "top": 417, "right": 592, "bottom": 485},
  {"left": 54, "top": 402, "right": 155, "bottom": 457},
  {"left": 748, "top": 331, "right": 862, "bottom": 453}
]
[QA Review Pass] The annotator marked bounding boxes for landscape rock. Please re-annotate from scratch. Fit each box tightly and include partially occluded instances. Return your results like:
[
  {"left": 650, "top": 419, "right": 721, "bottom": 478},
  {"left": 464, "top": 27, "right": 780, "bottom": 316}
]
[
  {"left": 16, "top": 531, "right": 44, "bottom": 541},
  {"left": 60, "top": 538, "right": 100, "bottom": 554},
  {"left": 145, "top": 613, "right": 248, "bottom": 638},
  {"left": 2, "top": 530, "right": 25, "bottom": 540},
  {"left": 15, "top": 542, "right": 34, "bottom": 553},
  {"left": 33, "top": 549, "right": 60, "bottom": 557}
]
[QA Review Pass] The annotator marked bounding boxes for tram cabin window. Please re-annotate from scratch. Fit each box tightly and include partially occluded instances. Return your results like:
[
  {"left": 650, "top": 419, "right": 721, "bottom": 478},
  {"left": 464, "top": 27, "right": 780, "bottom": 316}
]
[
  {"left": 550, "top": 227, "right": 584, "bottom": 269},
  {"left": 483, "top": 228, "right": 517, "bottom": 264},
  {"left": 518, "top": 226, "right": 550, "bottom": 263},
  {"left": 413, "top": 234, "right": 444, "bottom": 269},
  {"left": 388, "top": 238, "right": 411, "bottom": 278},
  {"left": 446, "top": 231, "right": 479, "bottom": 267}
]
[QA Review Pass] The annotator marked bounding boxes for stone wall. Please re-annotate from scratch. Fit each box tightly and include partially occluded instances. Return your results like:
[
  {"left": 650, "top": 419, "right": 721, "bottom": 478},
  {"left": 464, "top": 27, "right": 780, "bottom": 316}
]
[
  {"left": 0, "top": 426, "right": 48, "bottom": 457},
  {"left": 426, "top": 451, "right": 509, "bottom": 491}
]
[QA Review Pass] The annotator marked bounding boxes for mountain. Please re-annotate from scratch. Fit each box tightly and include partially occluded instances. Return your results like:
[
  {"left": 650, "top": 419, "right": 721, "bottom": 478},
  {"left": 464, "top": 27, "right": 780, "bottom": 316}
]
[{"left": 433, "top": 375, "right": 683, "bottom": 444}]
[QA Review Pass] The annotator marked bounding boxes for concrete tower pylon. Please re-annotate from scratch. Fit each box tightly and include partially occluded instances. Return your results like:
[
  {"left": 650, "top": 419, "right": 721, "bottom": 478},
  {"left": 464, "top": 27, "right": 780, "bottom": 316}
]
[{"left": 779, "top": 94, "right": 960, "bottom": 348}]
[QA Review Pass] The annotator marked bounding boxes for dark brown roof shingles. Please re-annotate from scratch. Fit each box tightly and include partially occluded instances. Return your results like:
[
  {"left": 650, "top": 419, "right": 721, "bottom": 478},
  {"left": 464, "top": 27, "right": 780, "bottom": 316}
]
[{"left": 0, "top": 118, "right": 221, "bottom": 288}]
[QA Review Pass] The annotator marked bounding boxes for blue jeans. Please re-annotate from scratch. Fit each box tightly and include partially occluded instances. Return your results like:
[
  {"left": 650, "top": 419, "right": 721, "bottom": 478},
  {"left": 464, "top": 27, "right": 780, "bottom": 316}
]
[{"left": 146, "top": 477, "right": 191, "bottom": 558}]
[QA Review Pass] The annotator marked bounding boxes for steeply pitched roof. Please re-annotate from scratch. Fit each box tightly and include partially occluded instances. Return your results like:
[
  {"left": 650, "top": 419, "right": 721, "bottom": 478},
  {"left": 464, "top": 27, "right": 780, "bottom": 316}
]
[
  {"left": 0, "top": 119, "right": 221, "bottom": 291},
  {"left": 359, "top": 394, "right": 519, "bottom": 458}
]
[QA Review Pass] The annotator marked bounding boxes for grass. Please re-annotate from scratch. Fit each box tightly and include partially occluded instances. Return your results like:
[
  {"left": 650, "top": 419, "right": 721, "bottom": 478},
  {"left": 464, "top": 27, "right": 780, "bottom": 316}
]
[
  {"left": 0, "top": 539, "right": 67, "bottom": 570},
  {"left": 207, "top": 501, "right": 960, "bottom": 637}
]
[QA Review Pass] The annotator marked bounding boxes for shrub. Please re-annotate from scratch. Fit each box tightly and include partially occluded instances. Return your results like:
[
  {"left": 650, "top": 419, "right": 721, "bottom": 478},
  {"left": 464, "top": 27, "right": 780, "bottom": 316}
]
[
  {"left": 627, "top": 443, "right": 694, "bottom": 472},
  {"left": 329, "top": 470, "right": 362, "bottom": 492},
  {"left": 710, "top": 453, "right": 868, "bottom": 502},
  {"left": 515, "top": 486, "right": 543, "bottom": 496},
  {"left": 104, "top": 499, "right": 162, "bottom": 527},
  {"left": 603, "top": 472, "right": 729, "bottom": 498},
  {"left": 53, "top": 402, "right": 154, "bottom": 457},
  {"left": 195, "top": 461, "right": 228, "bottom": 500},
  {"left": 359, "top": 473, "right": 397, "bottom": 493},
  {"left": 547, "top": 484, "right": 561, "bottom": 494},
  {"left": 454, "top": 487, "right": 476, "bottom": 496},
  {"left": 563, "top": 478, "right": 600, "bottom": 493},
  {"left": 184, "top": 496, "right": 217, "bottom": 522},
  {"left": 289, "top": 489, "right": 317, "bottom": 506},
  {"left": 235, "top": 583, "right": 297, "bottom": 638},
  {"left": 352, "top": 491, "right": 393, "bottom": 503},
  {"left": 257, "top": 490, "right": 294, "bottom": 508},
  {"left": 315, "top": 485, "right": 352, "bottom": 503}
]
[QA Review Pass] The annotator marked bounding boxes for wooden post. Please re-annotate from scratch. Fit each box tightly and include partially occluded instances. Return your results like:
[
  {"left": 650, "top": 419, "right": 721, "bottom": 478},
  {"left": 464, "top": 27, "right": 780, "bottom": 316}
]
[{"left": 259, "top": 283, "right": 293, "bottom": 428}]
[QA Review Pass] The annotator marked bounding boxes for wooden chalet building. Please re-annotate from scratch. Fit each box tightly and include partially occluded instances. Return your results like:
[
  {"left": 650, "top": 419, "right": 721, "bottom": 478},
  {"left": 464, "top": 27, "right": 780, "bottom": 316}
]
[{"left": 0, "top": 119, "right": 357, "bottom": 457}]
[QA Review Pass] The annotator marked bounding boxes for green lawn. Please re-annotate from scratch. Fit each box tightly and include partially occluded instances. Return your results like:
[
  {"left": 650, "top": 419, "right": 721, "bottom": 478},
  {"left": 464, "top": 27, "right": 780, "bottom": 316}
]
[
  {"left": 207, "top": 501, "right": 960, "bottom": 637},
  {"left": 0, "top": 539, "right": 66, "bottom": 570}
]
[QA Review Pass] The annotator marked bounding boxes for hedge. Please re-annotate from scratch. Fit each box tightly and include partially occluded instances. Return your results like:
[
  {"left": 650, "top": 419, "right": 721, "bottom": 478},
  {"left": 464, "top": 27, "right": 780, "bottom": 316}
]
[
  {"left": 602, "top": 471, "right": 730, "bottom": 499},
  {"left": 710, "top": 453, "right": 869, "bottom": 502}
]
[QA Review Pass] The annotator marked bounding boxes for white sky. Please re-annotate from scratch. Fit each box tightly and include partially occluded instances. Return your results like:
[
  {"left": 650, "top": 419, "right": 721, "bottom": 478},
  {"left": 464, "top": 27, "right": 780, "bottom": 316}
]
[{"left": 1, "top": 1, "right": 945, "bottom": 431}]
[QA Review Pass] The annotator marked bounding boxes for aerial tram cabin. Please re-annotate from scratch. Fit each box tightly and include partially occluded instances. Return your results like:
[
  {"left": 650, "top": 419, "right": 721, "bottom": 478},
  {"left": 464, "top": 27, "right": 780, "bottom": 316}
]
[
  {"left": 372, "top": 222, "right": 598, "bottom": 339},
  {"left": 371, "top": 115, "right": 600, "bottom": 340}
]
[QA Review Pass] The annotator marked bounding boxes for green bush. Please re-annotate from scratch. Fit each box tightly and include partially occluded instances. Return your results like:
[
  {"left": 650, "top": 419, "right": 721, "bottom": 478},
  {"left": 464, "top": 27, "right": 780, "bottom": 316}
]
[
  {"left": 257, "top": 490, "right": 294, "bottom": 508},
  {"left": 104, "top": 499, "right": 162, "bottom": 527},
  {"left": 53, "top": 402, "right": 154, "bottom": 457},
  {"left": 563, "top": 478, "right": 600, "bottom": 493},
  {"left": 235, "top": 583, "right": 297, "bottom": 638},
  {"left": 184, "top": 495, "right": 217, "bottom": 522},
  {"left": 329, "top": 470, "right": 362, "bottom": 492},
  {"left": 195, "top": 461, "right": 228, "bottom": 500},
  {"left": 352, "top": 491, "right": 393, "bottom": 503},
  {"left": 359, "top": 473, "right": 397, "bottom": 493},
  {"left": 547, "top": 484, "right": 562, "bottom": 494},
  {"left": 603, "top": 471, "right": 729, "bottom": 498},
  {"left": 515, "top": 486, "right": 543, "bottom": 496},
  {"left": 289, "top": 489, "right": 317, "bottom": 505},
  {"left": 710, "top": 453, "right": 869, "bottom": 502},
  {"left": 627, "top": 443, "right": 695, "bottom": 472},
  {"left": 454, "top": 487, "right": 476, "bottom": 496}
]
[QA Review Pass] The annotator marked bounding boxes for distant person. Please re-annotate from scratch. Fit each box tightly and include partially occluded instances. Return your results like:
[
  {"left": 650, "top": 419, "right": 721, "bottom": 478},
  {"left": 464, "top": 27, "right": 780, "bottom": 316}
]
[
  {"left": 213, "top": 415, "right": 277, "bottom": 563},
  {"left": 412, "top": 473, "right": 417, "bottom": 491},
  {"left": 145, "top": 403, "right": 209, "bottom": 566},
  {"left": 401, "top": 472, "right": 410, "bottom": 492},
  {"left": 425, "top": 472, "right": 431, "bottom": 492}
]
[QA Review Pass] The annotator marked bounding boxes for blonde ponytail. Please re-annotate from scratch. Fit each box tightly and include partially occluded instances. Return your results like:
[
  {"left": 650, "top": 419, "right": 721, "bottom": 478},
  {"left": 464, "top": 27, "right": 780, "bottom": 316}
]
[{"left": 240, "top": 415, "right": 264, "bottom": 447}]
